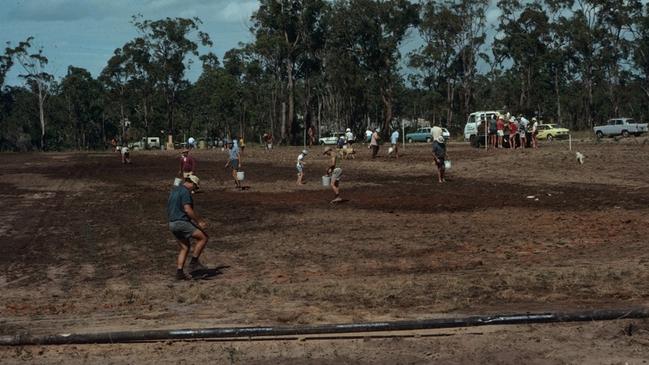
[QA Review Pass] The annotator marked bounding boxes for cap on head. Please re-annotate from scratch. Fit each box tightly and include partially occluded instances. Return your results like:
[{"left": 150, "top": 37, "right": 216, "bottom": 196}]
[
  {"left": 346, "top": 128, "right": 351, "bottom": 132},
  {"left": 436, "top": 136, "right": 445, "bottom": 143},
  {"left": 186, "top": 174, "right": 200, "bottom": 187},
  {"left": 302, "top": 149, "right": 308, "bottom": 155},
  {"left": 182, "top": 147, "right": 189, "bottom": 153},
  {"left": 323, "top": 146, "right": 332, "bottom": 154}
]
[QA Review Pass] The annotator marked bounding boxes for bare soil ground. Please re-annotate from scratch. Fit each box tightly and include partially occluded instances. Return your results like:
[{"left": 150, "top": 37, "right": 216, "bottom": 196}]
[{"left": 1, "top": 137, "right": 649, "bottom": 363}]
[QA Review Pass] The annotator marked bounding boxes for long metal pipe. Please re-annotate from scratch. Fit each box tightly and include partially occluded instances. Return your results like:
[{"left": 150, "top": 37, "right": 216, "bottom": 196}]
[{"left": 1, "top": 308, "right": 647, "bottom": 346}]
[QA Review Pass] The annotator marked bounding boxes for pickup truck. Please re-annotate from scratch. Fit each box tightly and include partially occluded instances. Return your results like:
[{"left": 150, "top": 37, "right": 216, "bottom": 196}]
[
  {"left": 129, "top": 137, "right": 161, "bottom": 150},
  {"left": 594, "top": 118, "right": 648, "bottom": 138}
]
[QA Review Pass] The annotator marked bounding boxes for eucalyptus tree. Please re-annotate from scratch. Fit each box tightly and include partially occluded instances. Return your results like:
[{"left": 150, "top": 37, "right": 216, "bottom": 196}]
[
  {"left": 6, "top": 37, "right": 53, "bottom": 150},
  {"left": 251, "top": 0, "right": 328, "bottom": 144},
  {"left": 495, "top": 0, "right": 552, "bottom": 113},
  {"left": 130, "top": 15, "right": 212, "bottom": 148},
  {"left": 60, "top": 66, "right": 104, "bottom": 149},
  {"left": 338, "top": 0, "right": 419, "bottom": 135},
  {"left": 632, "top": 3, "right": 649, "bottom": 111}
]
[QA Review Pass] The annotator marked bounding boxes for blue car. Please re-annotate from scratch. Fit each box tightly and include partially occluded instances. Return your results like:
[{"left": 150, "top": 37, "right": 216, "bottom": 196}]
[{"left": 405, "top": 127, "right": 450, "bottom": 143}]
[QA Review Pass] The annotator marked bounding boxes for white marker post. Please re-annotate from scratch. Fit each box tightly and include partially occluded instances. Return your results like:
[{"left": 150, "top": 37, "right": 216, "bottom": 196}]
[{"left": 569, "top": 134, "right": 572, "bottom": 151}]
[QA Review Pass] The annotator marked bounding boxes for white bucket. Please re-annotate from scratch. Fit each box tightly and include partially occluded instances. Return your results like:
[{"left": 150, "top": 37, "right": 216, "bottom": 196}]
[
  {"left": 237, "top": 171, "right": 245, "bottom": 181},
  {"left": 322, "top": 175, "right": 331, "bottom": 186},
  {"left": 444, "top": 160, "right": 452, "bottom": 171},
  {"left": 173, "top": 177, "right": 182, "bottom": 186}
]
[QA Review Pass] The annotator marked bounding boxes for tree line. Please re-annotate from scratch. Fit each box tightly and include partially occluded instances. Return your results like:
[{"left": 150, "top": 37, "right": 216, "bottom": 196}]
[{"left": 2, "top": 0, "right": 649, "bottom": 151}]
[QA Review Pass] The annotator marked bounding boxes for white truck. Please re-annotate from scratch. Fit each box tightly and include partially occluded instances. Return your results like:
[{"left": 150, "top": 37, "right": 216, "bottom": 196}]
[
  {"left": 593, "top": 118, "right": 648, "bottom": 138},
  {"left": 129, "top": 137, "right": 161, "bottom": 150},
  {"left": 464, "top": 110, "right": 502, "bottom": 147}
]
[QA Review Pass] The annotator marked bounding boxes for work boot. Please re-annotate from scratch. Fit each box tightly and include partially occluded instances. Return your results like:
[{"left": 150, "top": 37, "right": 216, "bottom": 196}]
[
  {"left": 175, "top": 269, "right": 191, "bottom": 281},
  {"left": 188, "top": 258, "right": 207, "bottom": 273}
]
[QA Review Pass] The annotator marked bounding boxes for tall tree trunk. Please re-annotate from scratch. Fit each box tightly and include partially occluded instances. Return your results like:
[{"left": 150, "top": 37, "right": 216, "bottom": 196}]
[
  {"left": 554, "top": 69, "right": 561, "bottom": 123},
  {"left": 286, "top": 61, "right": 294, "bottom": 145},
  {"left": 37, "top": 83, "right": 46, "bottom": 150}
]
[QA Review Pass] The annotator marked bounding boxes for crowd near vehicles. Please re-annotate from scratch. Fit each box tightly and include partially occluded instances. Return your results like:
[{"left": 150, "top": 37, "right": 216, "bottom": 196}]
[
  {"left": 463, "top": 110, "right": 502, "bottom": 145},
  {"left": 593, "top": 118, "right": 648, "bottom": 138},
  {"left": 405, "top": 127, "right": 450, "bottom": 143},
  {"left": 535, "top": 124, "right": 570, "bottom": 141}
]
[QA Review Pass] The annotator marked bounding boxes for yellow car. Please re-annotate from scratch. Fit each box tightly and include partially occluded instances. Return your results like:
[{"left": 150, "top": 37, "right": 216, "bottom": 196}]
[{"left": 536, "top": 124, "right": 570, "bottom": 141}]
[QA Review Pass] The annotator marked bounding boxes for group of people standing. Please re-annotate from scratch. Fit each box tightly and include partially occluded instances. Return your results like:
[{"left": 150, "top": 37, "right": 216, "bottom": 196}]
[{"left": 486, "top": 113, "right": 539, "bottom": 149}]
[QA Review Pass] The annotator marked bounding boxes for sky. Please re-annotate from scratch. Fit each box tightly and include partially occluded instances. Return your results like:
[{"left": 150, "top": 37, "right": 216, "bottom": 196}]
[
  {"left": 1, "top": 0, "right": 260, "bottom": 85},
  {"left": 0, "top": 0, "right": 503, "bottom": 86}
]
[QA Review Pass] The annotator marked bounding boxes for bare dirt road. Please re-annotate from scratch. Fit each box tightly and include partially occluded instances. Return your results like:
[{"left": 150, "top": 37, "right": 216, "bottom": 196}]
[{"left": 1, "top": 138, "right": 649, "bottom": 363}]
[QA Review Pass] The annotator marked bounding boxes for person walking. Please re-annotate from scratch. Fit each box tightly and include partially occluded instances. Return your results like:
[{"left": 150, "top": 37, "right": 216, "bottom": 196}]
[
  {"left": 345, "top": 128, "right": 355, "bottom": 147},
  {"left": 178, "top": 148, "right": 196, "bottom": 178},
  {"left": 489, "top": 115, "right": 497, "bottom": 148},
  {"left": 167, "top": 174, "right": 209, "bottom": 280},
  {"left": 508, "top": 117, "right": 519, "bottom": 149},
  {"left": 531, "top": 117, "right": 539, "bottom": 148},
  {"left": 370, "top": 128, "right": 381, "bottom": 159},
  {"left": 120, "top": 145, "right": 131, "bottom": 164},
  {"left": 432, "top": 136, "right": 447, "bottom": 183},
  {"left": 225, "top": 140, "right": 242, "bottom": 190},
  {"left": 296, "top": 149, "right": 308, "bottom": 185},
  {"left": 518, "top": 115, "right": 529, "bottom": 149},
  {"left": 388, "top": 128, "right": 399, "bottom": 158},
  {"left": 323, "top": 147, "right": 343, "bottom": 204},
  {"left": 496, "top": 115, "right": 505, "bottom": 148}
]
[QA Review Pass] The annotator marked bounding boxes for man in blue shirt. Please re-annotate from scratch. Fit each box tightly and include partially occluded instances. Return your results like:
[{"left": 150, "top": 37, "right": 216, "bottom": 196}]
[
  {"left": 167, "top": 174, "right": 209, "bottom": 280},
  {"left": 388, "top": 129, "right": 399, "bottom": 159},
  {"left": 225, "top": 139, "right": 242, "bottom": 189}
]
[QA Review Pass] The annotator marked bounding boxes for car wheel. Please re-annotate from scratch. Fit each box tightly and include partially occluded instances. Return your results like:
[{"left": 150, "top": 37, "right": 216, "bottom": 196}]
[
  {"left": 622, "top": 130, "right": 629, "bottom": 137},
  {"left": 426, "top": 137, "right": 431, "bottom": 143},
  {"left": 547, "top": 135, "right": 553, "bottom": 142},
  {"left": 596, "top": 131, "right": 604, "bottom": 139},
  {"left": 319, "top": 141, "right": 325, "bottom": 145},
  {"left": 407, "top": 138, "right": 413, "bottom": 143}
]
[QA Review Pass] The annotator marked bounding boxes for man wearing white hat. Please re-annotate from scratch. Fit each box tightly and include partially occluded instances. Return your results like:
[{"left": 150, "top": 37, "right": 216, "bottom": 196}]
[
  {"left": 432, "top": 136, "right": 447, "bottom": 183},
  {"left": 167, "top": 174, "right": 209, "bottom": 280},
  {"left": 345, "top": 128, "right": 355, "bottom": 147},
  {"left": 296, "top": 149, "right": 308, "bottom": 185}
]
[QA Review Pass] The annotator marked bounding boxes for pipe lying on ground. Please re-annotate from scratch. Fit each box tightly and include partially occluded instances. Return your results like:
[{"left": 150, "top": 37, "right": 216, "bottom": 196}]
[{"left": 1, "top": 308, "right": 647, "bottom": 346}]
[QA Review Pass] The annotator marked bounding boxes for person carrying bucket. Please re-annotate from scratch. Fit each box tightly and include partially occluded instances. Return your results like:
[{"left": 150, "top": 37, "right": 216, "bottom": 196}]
[
  {"left": 432, "top": 136, "right": 447, "bottom": 183},
  {"left": 323, "top": 147, "right": 343, "bottom": 204},
  {"left": 225, "top": 139, "right": 242, "bottom": 190},
  {"left": 296, "top": 149, "right": 308, "bottom": 185}
]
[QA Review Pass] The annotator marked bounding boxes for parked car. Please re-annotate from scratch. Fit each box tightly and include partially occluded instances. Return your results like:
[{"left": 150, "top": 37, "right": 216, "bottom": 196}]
[
  {"left": 593, "top": 118, "right": 648, "bottom": 138},
  {"left": 405, "top": 127, "right": 450, "bottom": 143},
  {"left": 536, "top": 124, "right": 570, "bottom": 141},
  {"left": 129, "top": 137, "right": 161, "bottom": 150},
  {"left": 319, "top": 132, "right": 345, "bottom": 145}
]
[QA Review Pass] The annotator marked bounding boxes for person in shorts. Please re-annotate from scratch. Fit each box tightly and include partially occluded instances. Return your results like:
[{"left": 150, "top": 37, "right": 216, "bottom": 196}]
[
  {"left": 508, "top": 117, "right": 518, "bottom": 149},
  {"left": 387, "top": 128, "right": 399, "bottom": 159},
  {"left": 167, "top": 174, "right": 209, "bottom": 280},
  {"left": 120, "top": 146, "right": 131, "bottom": 164},
  {"left": 296, "top": 149, "right": 308, "bottom": 185},
  {"left": 225, "top": 140, "right": 242, "bottom": 189},
  {"left": 178, "top": 147, "right": 196, "bottom": 178},
  {"left": 531, "top": 117, "right": 539, "bottom": 148},
  {"left": 489, "top": 115, "right": 497, "bottom": 148},
  {"left": 323, "top": 147, "right": 343, "bottom": 203},
  {"left": 496, "top": 115, "right": 505, "bottom": 148},
  {"left": 432, "top": 136, "right": 447, "bottom": 183}
]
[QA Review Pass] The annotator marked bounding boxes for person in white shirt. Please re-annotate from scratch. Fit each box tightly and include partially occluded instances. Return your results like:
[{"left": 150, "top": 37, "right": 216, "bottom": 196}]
[
  {"left": 388, "top": 129, "right": 399, "bottom": 158},
  {"left": 296, "top": 149, "right": 308, "bottom": 185},
  {"left": 531, "top": 118, "right": 539, "bottom": 148},
  {"left": 345, "top": 128, "right": 355, "bottom": 147}
]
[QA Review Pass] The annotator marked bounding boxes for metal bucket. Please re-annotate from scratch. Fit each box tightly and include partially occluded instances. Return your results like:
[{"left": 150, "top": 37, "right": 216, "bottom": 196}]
[
  {"left": 237, "top": 171, "right": 245, "bottom": 181},
  {"left": 444, "top": 160, "right": 452, "bottom": 171},
  {"left": 322, "top": 175, "right": 331, "bottom": 186},
  {"left": 173, "top": 177, "right": 182, "bottom": 186}
]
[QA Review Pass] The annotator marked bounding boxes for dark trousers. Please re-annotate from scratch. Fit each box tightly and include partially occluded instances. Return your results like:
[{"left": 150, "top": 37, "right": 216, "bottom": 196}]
[{"left": 371, "top": 145, "right": 379, "bottom": 158}]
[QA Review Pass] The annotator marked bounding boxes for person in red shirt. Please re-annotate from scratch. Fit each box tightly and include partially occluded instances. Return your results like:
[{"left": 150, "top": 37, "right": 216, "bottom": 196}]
[
  {"left": 508, "top": 118, "right": 518, "bottom": 149},
  {"left": 178, "top": 148, "right": 196, "bottom": 178},
  {"left": 496, "top": 115, "right": 505, "bottom": 148}
]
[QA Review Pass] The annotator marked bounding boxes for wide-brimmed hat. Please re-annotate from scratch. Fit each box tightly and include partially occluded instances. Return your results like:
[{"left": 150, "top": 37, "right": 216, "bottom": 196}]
[
  {"left": 186, "top": 174, "right": 200, "bottom": 187},
  {"left": 323, "top": 147, "right": 332, "bottom": 154},
  {"left": 436, "top": 136, "right": 445, "bottom": 143},
  {"left": 182, "top": 147, "right": 189, "bottom": 153}
]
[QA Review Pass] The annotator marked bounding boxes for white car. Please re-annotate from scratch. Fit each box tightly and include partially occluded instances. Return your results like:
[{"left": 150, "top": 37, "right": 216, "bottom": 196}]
[{"left": 318, "top": 132, "right": 345, "bottom": 145}]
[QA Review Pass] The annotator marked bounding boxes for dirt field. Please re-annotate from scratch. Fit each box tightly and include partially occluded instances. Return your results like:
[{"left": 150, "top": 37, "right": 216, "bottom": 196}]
[{"left": 1, "top": 137, "right": 649, "bottom": 363}]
